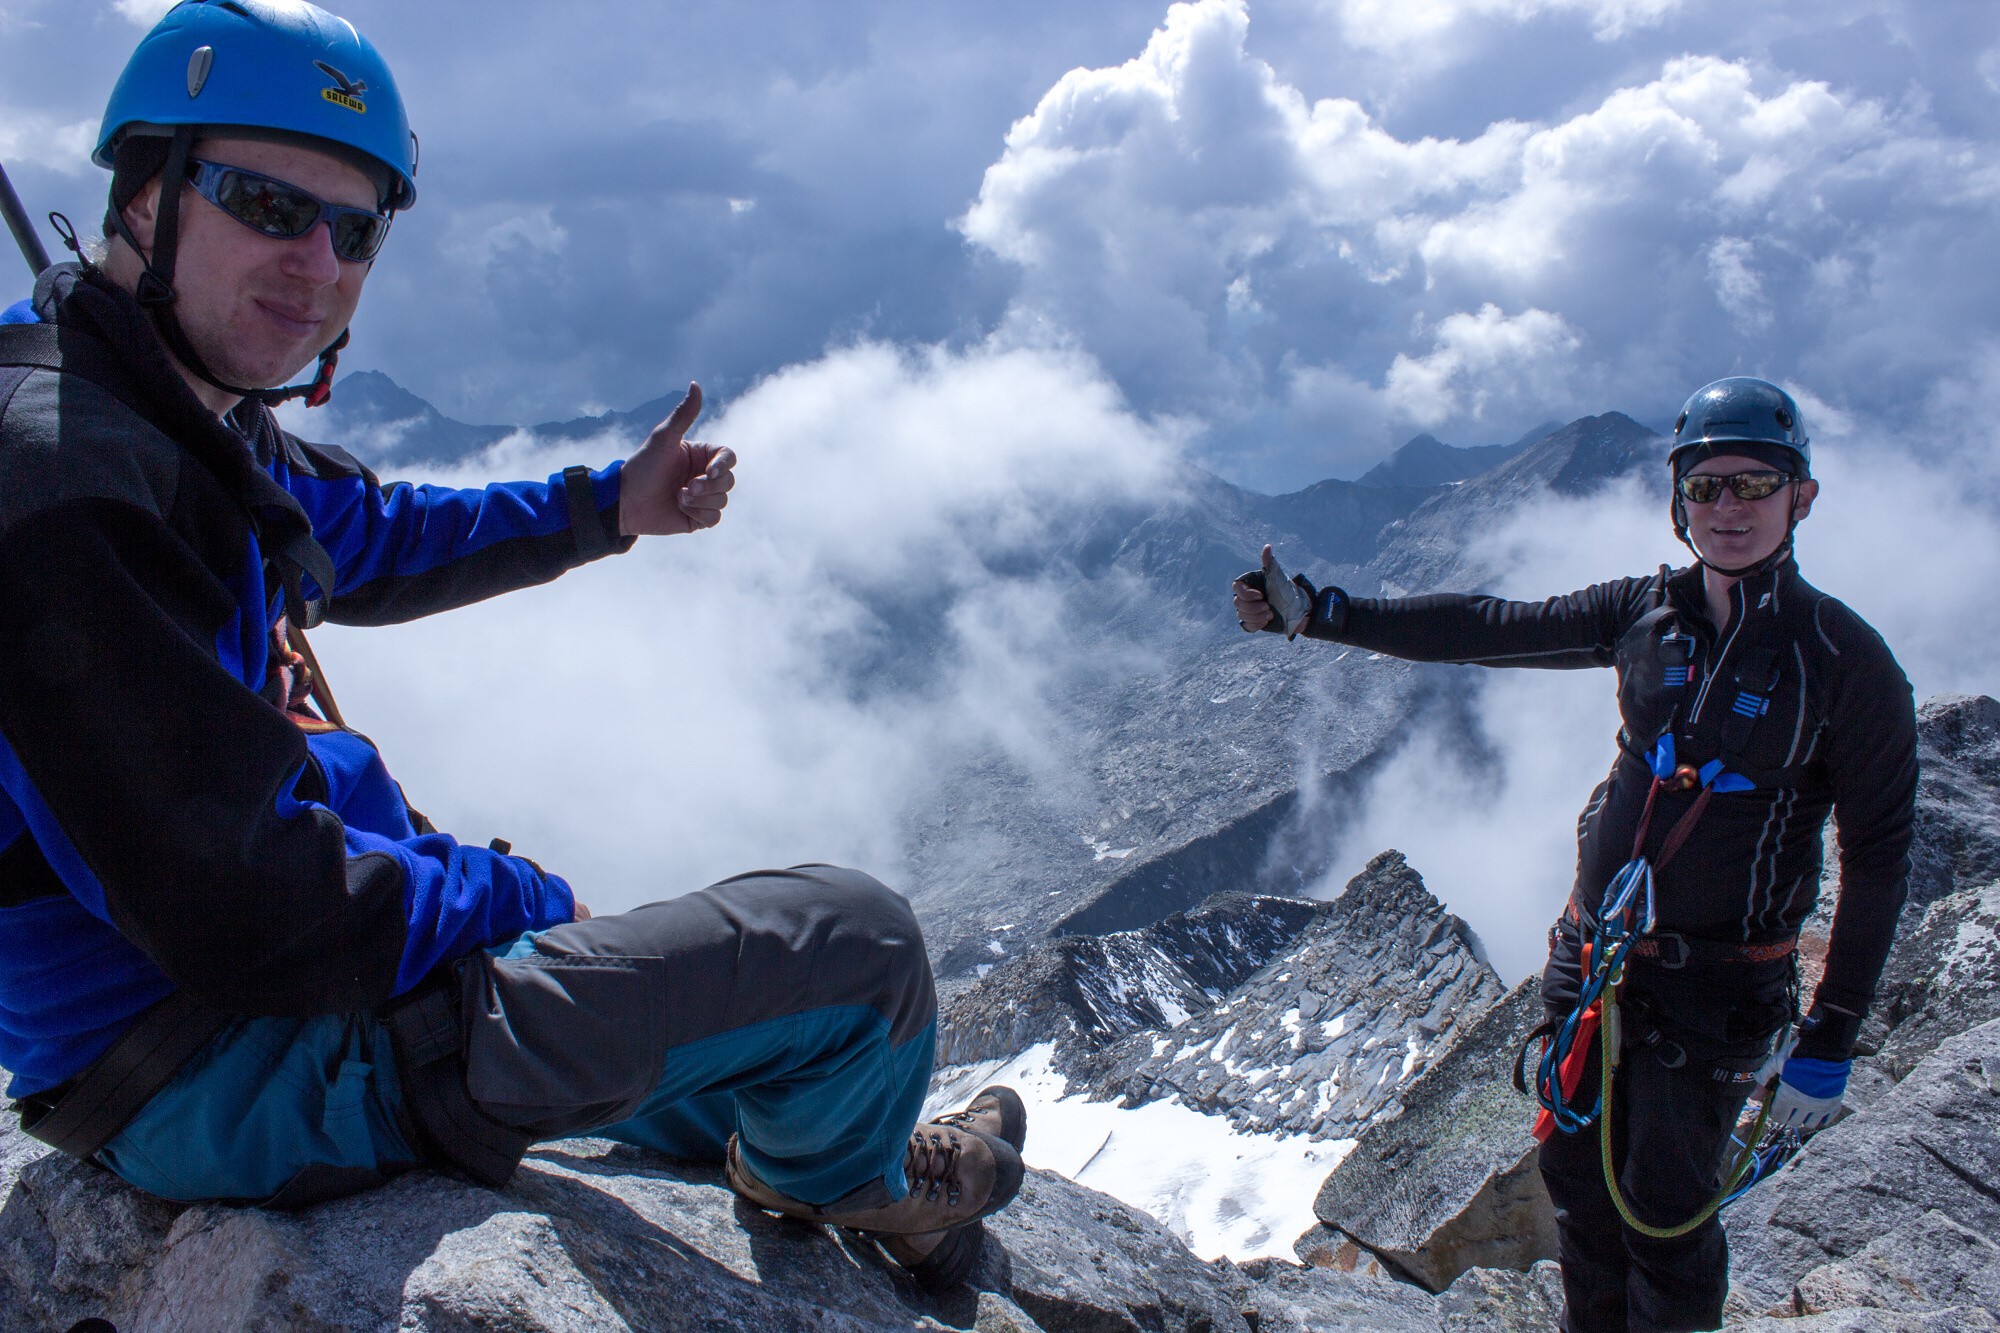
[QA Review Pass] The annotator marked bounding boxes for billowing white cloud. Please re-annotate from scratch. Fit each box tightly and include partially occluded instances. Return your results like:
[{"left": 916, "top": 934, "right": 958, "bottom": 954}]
[
  {"left": 301, "top": 340, "right": 1182, "bottom": 909},
  {"left": 967, "top": 0, "right": 2000, "bottom": 486},
  {"left": 0, "top": 109, "right": 95, "bottom": 175},
  {"left": 111, "top": 0, "right": 176, "bottom": 24}
]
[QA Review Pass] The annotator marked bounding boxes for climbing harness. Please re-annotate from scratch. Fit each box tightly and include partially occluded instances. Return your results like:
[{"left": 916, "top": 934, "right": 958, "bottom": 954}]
[{"left": 1512, "top": 612, "right": 1806, "bottom": 1238}]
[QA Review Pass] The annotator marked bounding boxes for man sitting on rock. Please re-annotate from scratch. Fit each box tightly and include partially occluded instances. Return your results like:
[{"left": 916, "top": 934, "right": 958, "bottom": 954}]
[
  {"left": 1232, "top": 378, "right": 1916, "bottom": 1332},
  {"left": 0, "top": 0, "right": 1021, "bottom": 1290}
]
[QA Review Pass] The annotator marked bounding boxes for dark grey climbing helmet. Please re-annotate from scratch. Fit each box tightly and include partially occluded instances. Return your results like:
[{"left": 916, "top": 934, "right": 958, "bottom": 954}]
[{"left": 1668, "top": 377, "right": 1811, "bottom": 478}]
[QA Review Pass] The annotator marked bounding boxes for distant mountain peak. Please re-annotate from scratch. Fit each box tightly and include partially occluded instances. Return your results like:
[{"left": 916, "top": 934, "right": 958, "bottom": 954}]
[{"left": 1356, "top": 430, "right": 1541, "bottom": 490}]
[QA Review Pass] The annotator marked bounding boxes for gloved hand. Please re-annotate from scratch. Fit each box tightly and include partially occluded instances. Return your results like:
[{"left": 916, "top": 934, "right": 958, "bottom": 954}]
[
  {"left": 1769, "top": 1054, "right": 1849, "bottom": 1132},
  {"left": 1232, "top": 567, "right": 1318, "bottom": 634}
]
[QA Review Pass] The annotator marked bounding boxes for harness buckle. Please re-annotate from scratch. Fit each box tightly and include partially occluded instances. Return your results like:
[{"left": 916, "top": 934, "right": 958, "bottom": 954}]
[{"left": 1649, "top": 931, "right": 1690, "bottom": 969}]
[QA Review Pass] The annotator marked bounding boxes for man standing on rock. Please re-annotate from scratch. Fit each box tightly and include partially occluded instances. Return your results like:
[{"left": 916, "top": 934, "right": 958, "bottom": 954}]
[
  {"left": 1232, "top": 378, "right": 1916, "bottom": 1331},
  {"left": 0, "top": 0, "right": 1021, "bottom": 1290}
]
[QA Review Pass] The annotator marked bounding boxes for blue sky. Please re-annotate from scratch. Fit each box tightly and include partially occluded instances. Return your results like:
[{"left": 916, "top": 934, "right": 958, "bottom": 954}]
[{"left": 7, "top": 0, "right": 2000, "bottom": 489}]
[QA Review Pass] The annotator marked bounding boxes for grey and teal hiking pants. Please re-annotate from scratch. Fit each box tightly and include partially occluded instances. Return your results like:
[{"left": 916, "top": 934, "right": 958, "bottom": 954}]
[{"left": 96, "top": 865, "right": 939, "bottom": 1212}]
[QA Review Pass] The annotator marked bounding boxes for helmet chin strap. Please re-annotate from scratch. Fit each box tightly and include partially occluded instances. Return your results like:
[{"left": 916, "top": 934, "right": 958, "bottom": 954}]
[{"left": 102, "top": 125, "right": 348, "bottom": 411}]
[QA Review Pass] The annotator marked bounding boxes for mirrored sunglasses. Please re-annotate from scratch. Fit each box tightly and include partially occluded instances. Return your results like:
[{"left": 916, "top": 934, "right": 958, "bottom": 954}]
[
  {"left": 185, "top": 159, "right": 392, "bottom": 264},
  {"left": 1675, "top": 470, "right": 1794, "bottom": 505}
]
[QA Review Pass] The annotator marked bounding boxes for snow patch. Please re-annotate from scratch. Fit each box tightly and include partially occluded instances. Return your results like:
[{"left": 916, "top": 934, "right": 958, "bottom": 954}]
[
  {"left": 927, "top": 1045, "right": 1354, "bottom": 1262},
  {"left": 1083, "top": 835, "right": 1137, "bottom": 862}
]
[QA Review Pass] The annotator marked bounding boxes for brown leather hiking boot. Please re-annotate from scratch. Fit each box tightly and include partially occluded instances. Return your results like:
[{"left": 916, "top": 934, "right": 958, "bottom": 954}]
[
  {"left": 725, "top": 1088, "right": 1031, "bottom": 1291},
  {"left": 724, "top": 1117, "right": 1023, "bottom": 1238},
  {"left": 876, "top": 1086, "right": 1029, "bottom": 1290},
  {"left": 928, "top": 1084, "right": 1027, "bottom": 1152}
]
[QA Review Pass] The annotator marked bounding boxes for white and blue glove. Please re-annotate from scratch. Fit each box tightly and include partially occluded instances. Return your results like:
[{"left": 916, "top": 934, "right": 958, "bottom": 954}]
[{"left": 1770, "top": 1054, "right": 1849, "bottom": 1132}]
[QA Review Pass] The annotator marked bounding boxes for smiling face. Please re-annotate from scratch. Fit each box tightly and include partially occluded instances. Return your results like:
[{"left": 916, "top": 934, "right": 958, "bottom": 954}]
[
  {"left": 1679, "top": 452, "right": 1819, "bottom": 571},
  {"left": 114, "top": 135, "right": 378, "bottom": 409}
]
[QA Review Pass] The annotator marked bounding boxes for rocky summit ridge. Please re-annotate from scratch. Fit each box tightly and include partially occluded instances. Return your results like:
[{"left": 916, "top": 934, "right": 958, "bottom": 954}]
[{"left": 2, "top": 700, "right": 1995, "bottom": 1328}]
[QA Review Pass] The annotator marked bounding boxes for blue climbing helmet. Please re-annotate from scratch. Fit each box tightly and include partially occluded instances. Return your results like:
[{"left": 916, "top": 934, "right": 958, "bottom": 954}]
[
  {"left": 96, "top": 0, "right": 416, "bottom": 211},
  {"left": 87, "top": 0, "right": 415, "bottom": 406},
  {"left": 1667, "top": 377, "right": 1810, "bottom": 479}
]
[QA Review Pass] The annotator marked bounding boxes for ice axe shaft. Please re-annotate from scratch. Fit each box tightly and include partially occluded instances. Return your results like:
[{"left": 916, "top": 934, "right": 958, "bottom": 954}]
[{"left": 1, "top": 160, "right": 54, "bottom": 283}]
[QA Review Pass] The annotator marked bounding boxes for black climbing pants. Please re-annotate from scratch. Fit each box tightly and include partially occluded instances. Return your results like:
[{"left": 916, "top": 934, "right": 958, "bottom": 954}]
[{"left": 1538, "top": 933, "right": 1793, "bottom": 1333}]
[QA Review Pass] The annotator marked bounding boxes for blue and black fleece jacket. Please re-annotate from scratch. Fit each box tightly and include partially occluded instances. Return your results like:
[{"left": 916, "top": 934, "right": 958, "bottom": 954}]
[{"left": 0, "top": 266, "right": 629, "bottom": 1097}]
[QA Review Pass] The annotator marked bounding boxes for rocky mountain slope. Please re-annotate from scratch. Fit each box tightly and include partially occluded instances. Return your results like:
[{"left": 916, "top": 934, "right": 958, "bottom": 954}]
[
  {"left": 936, "top": 853, "right": 1503, "bottom": 1144},
  {"left": 0, "top": 1109, "right": 1586, "bottom": 1333}
]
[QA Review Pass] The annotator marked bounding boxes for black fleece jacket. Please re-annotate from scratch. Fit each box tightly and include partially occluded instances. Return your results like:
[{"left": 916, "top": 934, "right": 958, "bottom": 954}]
[{"left": 1309, "top": 560, "right": 1916, "bottom": 1056}]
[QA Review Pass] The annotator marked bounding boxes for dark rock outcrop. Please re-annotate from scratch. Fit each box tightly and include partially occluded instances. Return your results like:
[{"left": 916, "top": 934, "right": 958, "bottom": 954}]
[
  {"left": 938, "top": 854, "right": 1506, "bottom": 1148},
  {"left": 937, "top": 892, "right": 1324, "bottom": 1068}
]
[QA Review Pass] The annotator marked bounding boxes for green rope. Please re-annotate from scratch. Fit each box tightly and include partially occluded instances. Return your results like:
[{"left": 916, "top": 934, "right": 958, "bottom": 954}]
[{"left": 1596, "top": 973, "right": 1774, "bottom": 1240}]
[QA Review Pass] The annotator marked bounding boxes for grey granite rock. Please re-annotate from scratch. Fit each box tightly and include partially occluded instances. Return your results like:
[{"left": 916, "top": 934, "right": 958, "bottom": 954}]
[
  {"left": 1906, "top": 694, "right": 2000, "bottom": 913},
  {"left": 988, "top": 1168, "right": 1257, "bottom": 1333},
  {"left": 0, "top": 1121, "right": 1509, "bottom": 1333},
  {"left": 0, "top": 1138, "right": 969, "bottom": 1333},
  {"left": 1725, "top": 1017, "right": 2000, "bottom": 1317},
  {"left": 1435, "top": 1260, "right": 1565, "bottom": 1332},
  {"left": 1730, "top": 1311, "right": 2000, "bottom": 1332},
  {"left": 1231, "top": 1258, "right": 1442, "bottom": 1332},
  {"left": 1783, "top": 1209, "right": 2000, "bottom": 1319},
  {"left": 1869, "top": 881, "right": 2000, "bottom": 1084},
  {"left": 1306, "top": 976, "right": 1554, "bottom": 1291},
  {"left": 973, "top": 1291, "right": 1049, "bottom": 1333}
]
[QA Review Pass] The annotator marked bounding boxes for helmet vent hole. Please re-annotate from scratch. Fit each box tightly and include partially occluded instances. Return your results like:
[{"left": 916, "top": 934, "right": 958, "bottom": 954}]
[
  {"left": 1673, "top": 412, "right": 1687, "bottom": 436},
  {"left": 1774, "top": 407, "right": 1793, "bottom": 429},
  {"left": 216, "top": 2, "right": 254, "bottom": 16}
]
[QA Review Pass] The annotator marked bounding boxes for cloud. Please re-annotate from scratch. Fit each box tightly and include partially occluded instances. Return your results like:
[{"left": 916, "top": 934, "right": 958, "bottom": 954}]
[
  {"left": 965, "top": 0, "right": 2000, "bottom": 486},
  {"left": 1330, "top": 0, "right": 1683, "bottom": 49},
  {"left": 1382, "top": 304, "right": 1580, "bottom": 428},
  {"left": 10, "top": 0, "right": 1998, "bottom": 495},
  {"left": 299, "top": 340, "right": 1184, "bottom": 911},
  {"left": 0, "top": 109, "right": 95, "bottom": 174},
  {"left": 110, "top": 0, "right": 175, "bottom": 24}
]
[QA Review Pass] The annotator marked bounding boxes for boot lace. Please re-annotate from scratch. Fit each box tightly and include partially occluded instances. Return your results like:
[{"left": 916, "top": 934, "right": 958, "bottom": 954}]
[{"left": 904, "top": 1129, "right": 965, "bottom": 1206}]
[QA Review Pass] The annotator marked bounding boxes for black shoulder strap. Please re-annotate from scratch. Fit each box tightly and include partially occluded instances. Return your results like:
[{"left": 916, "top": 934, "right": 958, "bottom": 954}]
[{"left": 0, "top": 322, "right": 63, "bottom": 372}]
